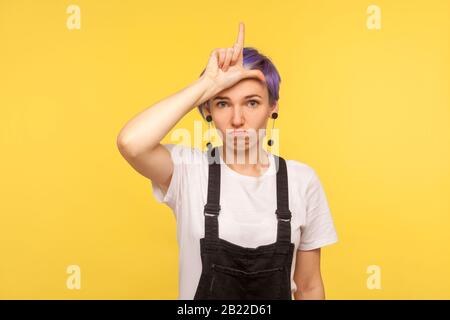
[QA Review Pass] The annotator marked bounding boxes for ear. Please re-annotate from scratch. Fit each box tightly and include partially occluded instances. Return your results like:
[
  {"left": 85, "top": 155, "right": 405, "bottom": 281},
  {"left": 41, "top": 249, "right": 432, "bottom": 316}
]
[
  {"left": 271, "top": 101, "right": 279, "bottom": 114},
  {"left": 202, "top": 102, "right": 211, "bottom": 117}
]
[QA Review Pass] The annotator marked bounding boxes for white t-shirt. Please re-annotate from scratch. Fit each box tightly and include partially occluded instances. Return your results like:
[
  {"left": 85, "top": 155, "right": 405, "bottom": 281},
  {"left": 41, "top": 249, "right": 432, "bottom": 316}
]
[{"left": 150, "top": 143, "right": 338, "bottom": 300}]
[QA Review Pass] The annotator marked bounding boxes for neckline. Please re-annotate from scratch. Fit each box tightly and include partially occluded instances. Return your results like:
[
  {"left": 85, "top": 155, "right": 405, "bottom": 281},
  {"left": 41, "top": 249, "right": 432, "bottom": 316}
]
[{"left": 216, "top": 146, "right": 275, "bottom": 181}]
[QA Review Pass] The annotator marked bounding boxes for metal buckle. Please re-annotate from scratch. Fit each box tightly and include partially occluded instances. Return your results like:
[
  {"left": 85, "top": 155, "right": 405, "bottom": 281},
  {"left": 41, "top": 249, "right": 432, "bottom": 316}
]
[
  {"left": 204, "top": 203, "right": 221, "bottom": 216},
  {"left": 275, "top": 209, "right": 291, "bottom": 222}
]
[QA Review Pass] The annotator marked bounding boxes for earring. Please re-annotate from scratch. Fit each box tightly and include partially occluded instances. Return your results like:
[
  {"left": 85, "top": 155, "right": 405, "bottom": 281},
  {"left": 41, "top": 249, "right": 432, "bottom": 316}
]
[
  {"left": 267, "top": 112, "right": 278, "bottom": 147},
  {"left": 205, "top": 114, "right": 213, "bottom": 151}
]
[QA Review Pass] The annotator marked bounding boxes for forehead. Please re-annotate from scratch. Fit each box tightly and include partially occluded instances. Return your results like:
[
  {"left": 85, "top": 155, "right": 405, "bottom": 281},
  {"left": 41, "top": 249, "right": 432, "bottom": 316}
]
[{"left": 214, "top": 78, "right": 268, "bottom": 100}]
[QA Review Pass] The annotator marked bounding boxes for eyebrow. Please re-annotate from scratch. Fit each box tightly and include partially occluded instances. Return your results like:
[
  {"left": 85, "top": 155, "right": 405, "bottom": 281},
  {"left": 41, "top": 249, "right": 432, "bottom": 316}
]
[{"left": 212, "top": 94, "right": 262, "bottom": 101}]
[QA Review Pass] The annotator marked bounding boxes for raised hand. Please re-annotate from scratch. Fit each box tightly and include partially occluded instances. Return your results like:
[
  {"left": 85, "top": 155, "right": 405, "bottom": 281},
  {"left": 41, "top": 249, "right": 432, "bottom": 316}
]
[{"left": 201, "top": 22, "right": 266, "bottom": 95}]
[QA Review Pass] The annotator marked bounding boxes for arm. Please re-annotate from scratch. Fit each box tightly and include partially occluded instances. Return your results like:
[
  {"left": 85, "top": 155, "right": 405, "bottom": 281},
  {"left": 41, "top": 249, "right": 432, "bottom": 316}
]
[
  {"left": 116, "top": 22, "right": 265, "bottom": 194},
  {"left": 116, "top": 75, "right": 215, "bottom": 194},
  {"left": 293, "top": 248, "right": 325, "bottom": 300}
]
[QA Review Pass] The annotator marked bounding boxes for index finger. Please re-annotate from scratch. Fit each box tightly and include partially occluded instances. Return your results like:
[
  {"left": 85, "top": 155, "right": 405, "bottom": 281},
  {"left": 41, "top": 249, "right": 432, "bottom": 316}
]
[{"left": 236, "top": 22, "right": 244, "bottom": 48}]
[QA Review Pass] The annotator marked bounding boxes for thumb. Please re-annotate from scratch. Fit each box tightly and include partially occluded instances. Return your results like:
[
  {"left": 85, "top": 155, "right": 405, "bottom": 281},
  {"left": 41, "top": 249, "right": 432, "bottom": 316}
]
[{"left": 241, "top": 68, "right": 266, "bottom": 84}]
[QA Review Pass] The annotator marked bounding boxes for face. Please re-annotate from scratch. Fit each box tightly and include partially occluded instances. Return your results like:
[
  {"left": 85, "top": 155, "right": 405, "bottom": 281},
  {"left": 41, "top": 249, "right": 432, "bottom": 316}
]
[{"left": 204, "top": 78, "right": 278, "bottom": 153}]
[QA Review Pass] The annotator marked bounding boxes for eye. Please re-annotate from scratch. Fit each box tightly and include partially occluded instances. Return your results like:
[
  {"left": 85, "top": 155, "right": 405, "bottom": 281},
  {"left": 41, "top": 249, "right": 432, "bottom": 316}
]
[
  {"left": 247, "top": 100, "right": 260, "bottom": 108},
  {"left": 217, "top": 101, "right": 228, "bottom": 108}
]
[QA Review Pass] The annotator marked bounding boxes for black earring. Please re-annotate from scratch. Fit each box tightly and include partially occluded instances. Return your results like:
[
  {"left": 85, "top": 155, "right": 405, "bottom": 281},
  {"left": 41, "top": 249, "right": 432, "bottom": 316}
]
[
  {"left": 267, "top": 112, "right": 278, "bottom": 147},
  {"left": 205, "top": 115, "right": 213, "bottom": 150}
]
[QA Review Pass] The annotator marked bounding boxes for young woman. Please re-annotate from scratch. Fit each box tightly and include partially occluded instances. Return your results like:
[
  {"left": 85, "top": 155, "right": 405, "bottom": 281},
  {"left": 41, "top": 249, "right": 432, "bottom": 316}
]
[{"left": 117, "top": 22, "right": 338, "bottom": 300}]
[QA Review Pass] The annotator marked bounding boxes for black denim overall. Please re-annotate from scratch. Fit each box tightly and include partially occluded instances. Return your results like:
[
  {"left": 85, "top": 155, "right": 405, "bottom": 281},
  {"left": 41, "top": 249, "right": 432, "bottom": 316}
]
[{"left": 193, "top": 147, "right": 295, "bottom": 300}]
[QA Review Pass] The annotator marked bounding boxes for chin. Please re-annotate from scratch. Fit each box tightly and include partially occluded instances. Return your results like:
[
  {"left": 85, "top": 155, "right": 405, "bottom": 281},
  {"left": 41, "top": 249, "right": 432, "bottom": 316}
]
[{"left": 232, "top": 139, "right": 258, "bottom": 152}]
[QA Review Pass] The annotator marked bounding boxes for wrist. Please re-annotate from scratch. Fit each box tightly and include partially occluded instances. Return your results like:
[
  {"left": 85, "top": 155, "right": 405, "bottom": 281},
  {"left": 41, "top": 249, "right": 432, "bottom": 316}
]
[{"left": 196, "top": 75, "right": 220, "bottom": 106}]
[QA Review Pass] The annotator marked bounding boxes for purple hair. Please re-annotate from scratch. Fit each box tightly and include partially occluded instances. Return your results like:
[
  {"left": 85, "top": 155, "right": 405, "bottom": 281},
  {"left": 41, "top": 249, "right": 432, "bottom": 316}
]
[{"left": 197, "top": 47, "right": 281, "bottom": 120}]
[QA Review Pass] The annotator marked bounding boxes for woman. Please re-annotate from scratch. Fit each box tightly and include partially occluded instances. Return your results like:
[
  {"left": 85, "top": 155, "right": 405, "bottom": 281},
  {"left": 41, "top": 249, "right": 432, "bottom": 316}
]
[{"left": 117, "top": 22, "right": 338, "bottom": 300}]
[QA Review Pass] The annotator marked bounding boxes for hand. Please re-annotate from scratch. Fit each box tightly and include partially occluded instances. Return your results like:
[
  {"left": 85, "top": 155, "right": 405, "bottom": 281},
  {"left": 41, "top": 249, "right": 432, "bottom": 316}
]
[{"left": 200, "top": 22, "right": 266, "bottom": 96}]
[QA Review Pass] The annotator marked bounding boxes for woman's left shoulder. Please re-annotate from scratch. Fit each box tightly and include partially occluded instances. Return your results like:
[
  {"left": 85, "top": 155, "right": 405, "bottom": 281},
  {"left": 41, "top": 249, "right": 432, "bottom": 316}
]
[{"left": 280, "top": 156, "right": 318, "bottom": 185}]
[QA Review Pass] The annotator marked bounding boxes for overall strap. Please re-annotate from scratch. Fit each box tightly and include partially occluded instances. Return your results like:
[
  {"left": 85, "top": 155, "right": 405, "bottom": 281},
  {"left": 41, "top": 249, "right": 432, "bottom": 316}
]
[
  {"left": 203, "top": 147, "right": 292, "bottom": 244},
  {"left": 274, "top": 155, "right": 292, "bottom": 244},
  {"left": 204, "top": 147, "right": 221, "bottom": 241}
]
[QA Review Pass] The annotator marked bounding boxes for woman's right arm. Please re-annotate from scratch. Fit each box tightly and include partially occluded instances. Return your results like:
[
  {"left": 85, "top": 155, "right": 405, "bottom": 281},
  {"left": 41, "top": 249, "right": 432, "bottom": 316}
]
[
  {"left": 116, "top": 22, "right": 264, "bottom": 195},
  {"left": 116, "top": 75, "right": 216, "bottom": 195}
]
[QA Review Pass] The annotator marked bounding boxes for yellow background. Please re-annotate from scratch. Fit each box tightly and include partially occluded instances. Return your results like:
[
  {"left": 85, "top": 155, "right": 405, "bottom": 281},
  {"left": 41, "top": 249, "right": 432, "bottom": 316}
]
[{"left": 1, "top": 0, "right": 449, "bottom": 299}]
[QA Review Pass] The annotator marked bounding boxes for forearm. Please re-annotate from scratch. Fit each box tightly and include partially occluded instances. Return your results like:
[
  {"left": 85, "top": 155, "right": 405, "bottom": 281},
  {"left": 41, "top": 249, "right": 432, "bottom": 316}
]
[
  {"left": 117, "top": 75, "right": 216, "bottom": 156},
  {"left": 295, "top": 284, "right": 325, "bottom": 300}
]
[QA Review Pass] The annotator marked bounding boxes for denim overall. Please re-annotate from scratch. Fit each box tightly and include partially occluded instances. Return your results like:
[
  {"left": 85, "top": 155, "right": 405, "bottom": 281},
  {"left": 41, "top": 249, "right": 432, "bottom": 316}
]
[{"left": 193, "top": 146, "right": 295, "bottom": 300}]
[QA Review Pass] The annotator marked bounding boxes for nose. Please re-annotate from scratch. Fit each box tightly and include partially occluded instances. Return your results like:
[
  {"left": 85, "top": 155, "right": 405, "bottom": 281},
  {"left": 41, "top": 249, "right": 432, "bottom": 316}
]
[{"left": 231, "top": 106, "right": 245, "bottom": 128}]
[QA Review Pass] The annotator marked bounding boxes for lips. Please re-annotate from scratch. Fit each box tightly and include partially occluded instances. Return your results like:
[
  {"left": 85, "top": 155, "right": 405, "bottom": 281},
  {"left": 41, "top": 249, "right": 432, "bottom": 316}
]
[{"left": 231, "top": 130, "right": 248, "bottom": 136}]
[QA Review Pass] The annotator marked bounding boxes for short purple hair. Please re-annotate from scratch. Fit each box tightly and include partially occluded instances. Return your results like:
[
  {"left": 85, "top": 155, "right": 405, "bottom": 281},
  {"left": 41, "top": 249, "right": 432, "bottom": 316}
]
[{"left": 197, "top": 47, "right": 281, "bottom": 120}]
